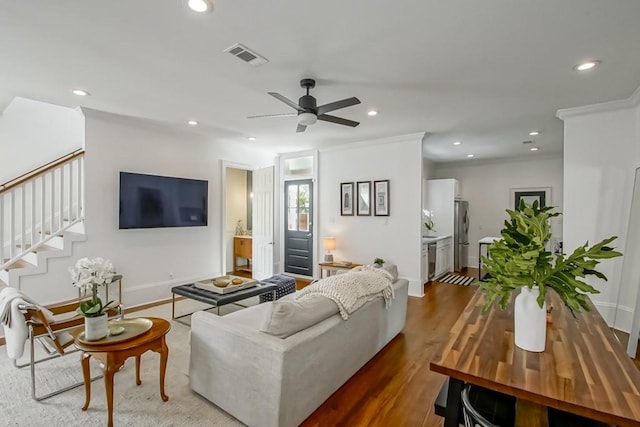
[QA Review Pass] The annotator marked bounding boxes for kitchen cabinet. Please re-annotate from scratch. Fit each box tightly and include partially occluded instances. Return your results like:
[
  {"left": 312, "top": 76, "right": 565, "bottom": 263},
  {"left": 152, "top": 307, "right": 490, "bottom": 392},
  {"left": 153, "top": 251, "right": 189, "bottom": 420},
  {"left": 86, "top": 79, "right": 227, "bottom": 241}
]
[
  {"left": 421, "top": 244, "right": 429, "bottom": 284},
  {"left": 435, "top": 237, "right": 452, "bottom": 279},
  {"left": 454, "top": 179, "right": 462, "bottom": 200},
  {"left": 233, "top": 236, "right": 252, "bottom": 273}
]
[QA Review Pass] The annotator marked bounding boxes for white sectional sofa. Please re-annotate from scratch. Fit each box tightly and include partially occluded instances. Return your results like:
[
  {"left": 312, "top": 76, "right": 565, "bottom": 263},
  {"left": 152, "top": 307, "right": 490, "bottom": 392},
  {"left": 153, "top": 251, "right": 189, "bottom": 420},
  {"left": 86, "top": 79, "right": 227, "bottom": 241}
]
[{"left": 189, "top": 278, "right": 409, "bottom": 427}]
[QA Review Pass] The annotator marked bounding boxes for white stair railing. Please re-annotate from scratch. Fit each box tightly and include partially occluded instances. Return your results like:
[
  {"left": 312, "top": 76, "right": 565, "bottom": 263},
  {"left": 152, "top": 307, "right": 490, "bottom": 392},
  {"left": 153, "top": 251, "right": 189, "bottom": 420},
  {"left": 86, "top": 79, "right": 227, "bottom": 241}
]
[{"left": 1, "top": 149, "right": 84, "bottom": 270}]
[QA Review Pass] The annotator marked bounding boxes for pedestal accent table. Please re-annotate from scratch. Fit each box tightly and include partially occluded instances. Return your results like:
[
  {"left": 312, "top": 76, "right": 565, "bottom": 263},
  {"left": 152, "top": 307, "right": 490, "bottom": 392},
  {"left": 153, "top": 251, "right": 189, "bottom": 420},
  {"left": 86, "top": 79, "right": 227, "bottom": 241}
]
[{"left": 74, "top": 317, "right": 171, "bottom": 427}]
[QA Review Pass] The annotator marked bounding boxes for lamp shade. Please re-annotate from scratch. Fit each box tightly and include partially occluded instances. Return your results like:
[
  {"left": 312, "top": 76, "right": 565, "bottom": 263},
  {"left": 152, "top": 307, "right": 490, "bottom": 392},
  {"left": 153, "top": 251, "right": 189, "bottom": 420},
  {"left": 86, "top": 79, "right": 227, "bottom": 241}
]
[{"left": 323, "top": 237, "right": 336, "bottom": 251}]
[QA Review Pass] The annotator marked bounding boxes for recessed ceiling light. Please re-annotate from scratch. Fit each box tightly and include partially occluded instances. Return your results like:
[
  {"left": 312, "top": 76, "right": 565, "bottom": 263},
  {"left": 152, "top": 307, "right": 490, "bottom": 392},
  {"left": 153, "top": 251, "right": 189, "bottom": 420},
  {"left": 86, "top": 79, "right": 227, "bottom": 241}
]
[
  {"left": 529, "top": 131, "right": 540, "bottom": 136},
  {"left": 247, "top": 137, "right": 257, "bottom": 141},
  {"left": 367, "top": 110, "right": 378, "bottom": 116},
  {"left": 188, "top": 120, "right": 198, "bottom": 126},
  {"left": 530, "top": 147, "right": 539, "bottom": 152},
  {"left": 72, "top": 89, "right": 90, "bottom": 96},
  {"left": 453, "top": 141, "right": 462, "bottom": 146},
  {"left": 186, "top": 0, "right": 213, "bottom": 13},
  {"left": 467, "top": 154, "right": 474, "bottom": 158},
  {"left": 574, "top": 60, "right": 601, "bottom": 71}
]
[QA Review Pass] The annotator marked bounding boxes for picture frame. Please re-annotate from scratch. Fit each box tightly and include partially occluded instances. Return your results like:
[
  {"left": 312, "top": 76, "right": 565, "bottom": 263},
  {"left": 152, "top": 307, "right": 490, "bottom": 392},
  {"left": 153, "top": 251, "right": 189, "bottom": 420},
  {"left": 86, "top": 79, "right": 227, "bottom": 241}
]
[
  {"left": 357, "top": 181, "right": 371, "bottom": 216},
  {"left": 511, "top": 187, "right": 551, "bottom": 210},
  {"left": 374, "top": 180, "right": 390, "bottom": 216},
  {"left": 340, "top": 182, "right": 354, "bottom": 216}
]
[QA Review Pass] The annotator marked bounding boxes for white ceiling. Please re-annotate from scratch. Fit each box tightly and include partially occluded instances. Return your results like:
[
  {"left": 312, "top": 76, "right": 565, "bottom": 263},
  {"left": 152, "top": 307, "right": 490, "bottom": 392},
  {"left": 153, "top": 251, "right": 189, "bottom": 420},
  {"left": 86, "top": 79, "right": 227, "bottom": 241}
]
[{"left": 2, "top": 0, "right": 640, "bottom": 162}]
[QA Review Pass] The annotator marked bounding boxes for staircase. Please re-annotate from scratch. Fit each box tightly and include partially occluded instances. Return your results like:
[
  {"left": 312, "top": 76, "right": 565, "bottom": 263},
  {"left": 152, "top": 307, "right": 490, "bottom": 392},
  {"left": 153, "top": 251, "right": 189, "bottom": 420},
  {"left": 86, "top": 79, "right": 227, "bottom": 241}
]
[{"left": 0, "top": 149, "right": 85, "bottom": 289}]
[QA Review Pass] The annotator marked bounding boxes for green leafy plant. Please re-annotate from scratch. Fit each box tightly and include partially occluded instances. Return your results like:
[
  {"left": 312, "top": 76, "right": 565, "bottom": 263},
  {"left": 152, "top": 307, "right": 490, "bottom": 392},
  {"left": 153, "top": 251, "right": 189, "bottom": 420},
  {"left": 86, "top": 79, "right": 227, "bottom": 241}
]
[
  {"left": 480, "top": 200, "right": 622, "bottom": 316},
  {"left": 373, "top": 257, "right": 385, "bottom": 267}
]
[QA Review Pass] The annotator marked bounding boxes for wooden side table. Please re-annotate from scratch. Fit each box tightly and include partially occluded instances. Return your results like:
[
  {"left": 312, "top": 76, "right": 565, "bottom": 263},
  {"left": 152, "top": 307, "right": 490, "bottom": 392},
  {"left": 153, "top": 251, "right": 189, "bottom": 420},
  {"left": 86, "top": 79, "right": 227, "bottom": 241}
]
[
  {"left": 75, "top": 317, "right": 171, "bottom": 427},
  {"left": 318, "top": 262, "right": 362, "bottom": 279}
]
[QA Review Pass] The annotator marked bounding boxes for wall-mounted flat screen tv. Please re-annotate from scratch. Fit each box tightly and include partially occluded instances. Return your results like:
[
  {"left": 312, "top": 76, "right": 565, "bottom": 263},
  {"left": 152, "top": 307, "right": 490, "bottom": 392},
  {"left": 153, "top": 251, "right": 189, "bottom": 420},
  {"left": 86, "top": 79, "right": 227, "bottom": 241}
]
[{"left": 119, "top": 172, "right": 208, "bottom": 229}]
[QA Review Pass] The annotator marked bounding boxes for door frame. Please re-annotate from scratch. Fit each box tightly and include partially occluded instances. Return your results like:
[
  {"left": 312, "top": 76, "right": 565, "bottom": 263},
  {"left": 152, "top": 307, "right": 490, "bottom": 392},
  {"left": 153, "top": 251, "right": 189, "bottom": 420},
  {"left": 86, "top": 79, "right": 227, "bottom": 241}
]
[
  {"left": 220, "top": 160, "right": 255, "bottom": 276},
  {"left": 279, "top": 150, "right": 318, "bottom": 278}
]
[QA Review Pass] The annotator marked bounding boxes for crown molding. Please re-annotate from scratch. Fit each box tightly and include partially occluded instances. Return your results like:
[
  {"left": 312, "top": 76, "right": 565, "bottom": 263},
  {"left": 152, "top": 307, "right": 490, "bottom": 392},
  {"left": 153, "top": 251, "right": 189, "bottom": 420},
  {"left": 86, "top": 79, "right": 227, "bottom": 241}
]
[
  {"left": 319, "top": 132, "right": 426, "bottom": 153},
  {"left": 557, "top": 85, "right": 640, "bottom": 120}
]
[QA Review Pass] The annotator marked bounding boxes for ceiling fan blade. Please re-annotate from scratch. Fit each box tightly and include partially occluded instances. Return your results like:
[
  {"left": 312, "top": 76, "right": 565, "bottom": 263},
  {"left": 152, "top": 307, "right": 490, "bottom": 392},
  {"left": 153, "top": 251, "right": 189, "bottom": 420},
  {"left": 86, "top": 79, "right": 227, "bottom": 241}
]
[
  {"left": 317, "top": 114, "right": 360, "bottom": 128},
  {"left": 296, "top": 124, "right": 307, "bottom": 133},
  {"left": 247, "top": 113, "right": 298, "bottom": 119},
  {"left": 268, "top": 92, "right": 304, "bottom": 112},
  {"left": 316, "top": 97, "right": 361, "bottom": 115}
]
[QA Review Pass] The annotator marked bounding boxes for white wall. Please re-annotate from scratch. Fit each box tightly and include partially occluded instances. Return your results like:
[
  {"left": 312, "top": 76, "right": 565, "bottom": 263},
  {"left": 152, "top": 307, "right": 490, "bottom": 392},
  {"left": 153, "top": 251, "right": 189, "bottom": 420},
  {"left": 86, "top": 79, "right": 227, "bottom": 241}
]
[
  {"left": 19, "top": 109, "right": 275, "bottom": 306},
  {"left": 318, "top": 133, "right": 425, "bottom": 297},
  {"left": 0, "top": 97, "right": 84, "bottom": 182},
  {"left": 434, "top": 156, "right": 564, "bottom": 269},
  {"left": 558, "top": 88, "right": 640, "bottom": 328}
]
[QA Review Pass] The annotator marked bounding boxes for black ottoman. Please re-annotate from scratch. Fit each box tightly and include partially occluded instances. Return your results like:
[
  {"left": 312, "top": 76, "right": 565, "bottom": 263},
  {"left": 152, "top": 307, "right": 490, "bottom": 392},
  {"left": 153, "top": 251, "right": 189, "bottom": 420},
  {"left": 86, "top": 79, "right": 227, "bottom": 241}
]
[{"left": 259, "top": 274, "right": 296, "bottom": 302}]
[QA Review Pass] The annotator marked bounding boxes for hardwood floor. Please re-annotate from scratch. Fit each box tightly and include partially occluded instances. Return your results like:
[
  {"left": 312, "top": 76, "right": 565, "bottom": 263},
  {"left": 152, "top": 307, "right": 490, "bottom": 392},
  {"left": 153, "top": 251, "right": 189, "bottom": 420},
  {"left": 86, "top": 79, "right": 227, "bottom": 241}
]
[
  {"left": 301, "top": 278, "right": 477, "bottom": 427},
  {"left": 301, "top": 267, "right": 640, "bottom": 426}
]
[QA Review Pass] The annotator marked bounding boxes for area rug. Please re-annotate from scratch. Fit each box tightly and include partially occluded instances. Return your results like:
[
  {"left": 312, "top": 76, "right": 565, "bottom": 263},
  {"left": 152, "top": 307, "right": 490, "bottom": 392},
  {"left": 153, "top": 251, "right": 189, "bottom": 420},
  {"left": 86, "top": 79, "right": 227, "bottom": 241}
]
[
  {"left": 438, "top": 274, "right": 475, "bottom": 286},
  {"left": 0, "top": 303, "right": 244, "bottom": 427}
]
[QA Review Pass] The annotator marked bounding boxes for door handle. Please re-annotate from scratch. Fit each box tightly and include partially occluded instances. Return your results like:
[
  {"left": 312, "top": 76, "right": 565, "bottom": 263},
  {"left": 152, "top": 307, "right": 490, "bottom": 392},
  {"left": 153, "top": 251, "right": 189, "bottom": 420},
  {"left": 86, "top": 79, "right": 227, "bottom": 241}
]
[{"left": 306, "top": 233, "right": 312, "bottom": 237}]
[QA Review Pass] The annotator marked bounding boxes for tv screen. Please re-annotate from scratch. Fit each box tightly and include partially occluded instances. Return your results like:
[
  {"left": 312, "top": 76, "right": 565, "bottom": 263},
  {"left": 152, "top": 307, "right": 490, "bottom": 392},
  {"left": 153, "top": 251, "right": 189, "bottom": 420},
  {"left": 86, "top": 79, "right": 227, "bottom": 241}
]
[{"left": 119, "top": 172, "right": 208, "bottom": 229}]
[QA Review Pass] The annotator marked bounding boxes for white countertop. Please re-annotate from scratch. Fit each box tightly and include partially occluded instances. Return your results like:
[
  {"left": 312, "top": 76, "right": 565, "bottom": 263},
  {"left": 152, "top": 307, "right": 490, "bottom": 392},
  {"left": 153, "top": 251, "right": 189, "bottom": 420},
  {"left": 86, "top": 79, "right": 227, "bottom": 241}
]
[{"left": 422, "top": 235, "right": 452, "bottom": 244}]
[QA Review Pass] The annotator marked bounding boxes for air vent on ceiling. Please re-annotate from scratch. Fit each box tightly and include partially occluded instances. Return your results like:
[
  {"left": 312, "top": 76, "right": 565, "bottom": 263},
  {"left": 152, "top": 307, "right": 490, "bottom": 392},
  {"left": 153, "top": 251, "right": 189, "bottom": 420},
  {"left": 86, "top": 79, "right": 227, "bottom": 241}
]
[
  {"left": 224, "top": 43, "right": 268, "bottom": 66},
  {"left": 522, "top": 140, "right": 534, "bottom": 144}
]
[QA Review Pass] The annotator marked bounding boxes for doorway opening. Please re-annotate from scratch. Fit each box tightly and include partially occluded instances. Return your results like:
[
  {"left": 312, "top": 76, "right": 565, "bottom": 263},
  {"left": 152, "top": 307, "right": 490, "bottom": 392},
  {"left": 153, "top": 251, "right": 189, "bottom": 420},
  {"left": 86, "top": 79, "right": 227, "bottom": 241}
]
[
  {"left": 284, "top": 179, "right": 313, "bottom": 276},
  {"left": 225, "top": 167, "right": 253, "bottom": 276}
]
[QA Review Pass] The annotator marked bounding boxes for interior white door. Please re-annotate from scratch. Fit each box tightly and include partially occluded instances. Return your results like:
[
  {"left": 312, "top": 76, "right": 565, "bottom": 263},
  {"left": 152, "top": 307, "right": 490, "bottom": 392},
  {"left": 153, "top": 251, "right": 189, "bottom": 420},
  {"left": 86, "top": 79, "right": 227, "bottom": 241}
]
[{"left": 252, "top": 166, "right": 275, "bottom": 280}]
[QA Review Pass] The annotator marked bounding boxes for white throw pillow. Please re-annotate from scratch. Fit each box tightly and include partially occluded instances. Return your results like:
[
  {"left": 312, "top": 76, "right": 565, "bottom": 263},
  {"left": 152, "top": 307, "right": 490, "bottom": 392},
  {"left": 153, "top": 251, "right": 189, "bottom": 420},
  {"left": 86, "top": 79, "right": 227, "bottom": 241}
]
[{"left": 260, "top": 294, "right": 339, "bottom": 338}]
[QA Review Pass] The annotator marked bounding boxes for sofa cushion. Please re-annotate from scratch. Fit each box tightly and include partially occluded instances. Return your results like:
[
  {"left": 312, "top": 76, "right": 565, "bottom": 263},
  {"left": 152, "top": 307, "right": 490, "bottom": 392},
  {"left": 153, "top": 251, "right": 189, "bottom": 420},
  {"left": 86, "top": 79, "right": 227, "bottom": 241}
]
[{"left": 260, "top": 294, "right": 339, "bottom": 338}]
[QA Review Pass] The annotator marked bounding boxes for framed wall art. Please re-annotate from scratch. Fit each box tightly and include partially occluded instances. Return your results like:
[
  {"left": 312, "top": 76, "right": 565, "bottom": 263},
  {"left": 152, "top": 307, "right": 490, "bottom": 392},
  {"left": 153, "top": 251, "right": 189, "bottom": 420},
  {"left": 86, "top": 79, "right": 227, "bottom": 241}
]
[
  {"left": 340, "top": 182, "right": 354, "bottom": 216},
  {"left": 357, "top": 181, "right": 371, "bottom": 216},
  {"left": 374, "top": 180, "right": 390, "bottom": 216},
  {"left": 511, "top": 187, "right": 550, "bottom": 210}
]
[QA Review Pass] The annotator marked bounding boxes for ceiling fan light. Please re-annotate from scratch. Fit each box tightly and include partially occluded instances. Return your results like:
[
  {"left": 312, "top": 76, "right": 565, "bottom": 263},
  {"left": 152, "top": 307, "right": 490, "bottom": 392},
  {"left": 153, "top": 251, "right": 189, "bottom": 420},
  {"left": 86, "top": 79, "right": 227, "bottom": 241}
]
[{"left": 298, "top": 112, "right": 317, "bottom": 126}]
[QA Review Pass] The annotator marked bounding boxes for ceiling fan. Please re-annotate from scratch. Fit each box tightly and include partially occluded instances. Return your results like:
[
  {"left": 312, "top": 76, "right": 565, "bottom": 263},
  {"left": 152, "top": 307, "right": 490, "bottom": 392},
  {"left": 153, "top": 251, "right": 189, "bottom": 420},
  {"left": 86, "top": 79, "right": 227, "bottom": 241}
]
[{"left": 248, "top": 78, "right": 361, "bottom": 133}]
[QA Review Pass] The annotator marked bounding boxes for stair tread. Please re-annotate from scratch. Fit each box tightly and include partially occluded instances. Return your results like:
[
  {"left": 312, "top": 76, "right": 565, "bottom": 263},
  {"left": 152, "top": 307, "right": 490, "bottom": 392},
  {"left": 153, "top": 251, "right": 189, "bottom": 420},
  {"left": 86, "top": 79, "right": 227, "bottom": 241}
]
[
  {"left": 3, "top": 259, "right": 35, "bottom": 270},
  {"left": 17, "top": 243, "right": 59, "bottom": 252}
]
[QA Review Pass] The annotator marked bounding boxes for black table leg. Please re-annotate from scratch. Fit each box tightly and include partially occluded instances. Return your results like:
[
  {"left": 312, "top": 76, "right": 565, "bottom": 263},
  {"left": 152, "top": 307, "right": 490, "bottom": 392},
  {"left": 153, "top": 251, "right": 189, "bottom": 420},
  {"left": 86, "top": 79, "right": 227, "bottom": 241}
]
[{"left": 444, "top": 377, "right": 463, "bottom": 427}]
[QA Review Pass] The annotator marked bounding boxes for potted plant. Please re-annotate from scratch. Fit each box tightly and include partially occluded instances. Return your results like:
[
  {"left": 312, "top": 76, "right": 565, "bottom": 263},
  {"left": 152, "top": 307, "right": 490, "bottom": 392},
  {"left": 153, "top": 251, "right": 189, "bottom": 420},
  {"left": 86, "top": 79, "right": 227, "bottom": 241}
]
[
  {"left": 423, "top": 210, "right": 436, "bottom": 234},
  {"left": 480, "top": 200, "right": 622, "bottom": 352},
  {"left": 373, "top": 258, "right": 385, "bottom": 268},
  {"left": 69, "top": 257, "right": 117, "bottom": 340}
]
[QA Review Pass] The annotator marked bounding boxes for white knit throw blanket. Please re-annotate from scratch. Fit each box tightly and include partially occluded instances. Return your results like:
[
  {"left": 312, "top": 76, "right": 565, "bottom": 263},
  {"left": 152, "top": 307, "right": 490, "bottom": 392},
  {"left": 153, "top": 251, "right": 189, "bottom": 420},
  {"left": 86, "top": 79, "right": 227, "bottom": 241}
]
[{"left": 296, "top": 268, "right": 395, "bottom": 319}]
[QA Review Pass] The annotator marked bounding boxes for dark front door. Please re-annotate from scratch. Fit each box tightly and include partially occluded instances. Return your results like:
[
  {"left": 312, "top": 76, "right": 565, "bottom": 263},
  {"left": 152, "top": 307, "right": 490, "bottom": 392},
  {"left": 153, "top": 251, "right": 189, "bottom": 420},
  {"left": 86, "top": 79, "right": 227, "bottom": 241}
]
[{"left": 284, "top": 180, "right": 313, "bottom": 276}]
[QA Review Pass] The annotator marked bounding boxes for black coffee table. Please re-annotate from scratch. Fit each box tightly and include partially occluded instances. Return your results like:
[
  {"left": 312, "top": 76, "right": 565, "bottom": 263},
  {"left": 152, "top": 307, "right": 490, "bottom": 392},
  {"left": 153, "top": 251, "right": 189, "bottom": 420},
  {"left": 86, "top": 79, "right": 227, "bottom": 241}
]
[{"left": 171, "top": 282, "right": 278, "bottom": 321}]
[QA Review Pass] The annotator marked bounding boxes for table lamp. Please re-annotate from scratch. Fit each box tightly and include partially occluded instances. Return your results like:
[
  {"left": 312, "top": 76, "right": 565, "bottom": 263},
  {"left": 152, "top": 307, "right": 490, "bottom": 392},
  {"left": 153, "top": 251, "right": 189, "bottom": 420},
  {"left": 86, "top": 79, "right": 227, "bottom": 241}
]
[{"left": 323, "top": 237, "right": 336, "bottom": 262}]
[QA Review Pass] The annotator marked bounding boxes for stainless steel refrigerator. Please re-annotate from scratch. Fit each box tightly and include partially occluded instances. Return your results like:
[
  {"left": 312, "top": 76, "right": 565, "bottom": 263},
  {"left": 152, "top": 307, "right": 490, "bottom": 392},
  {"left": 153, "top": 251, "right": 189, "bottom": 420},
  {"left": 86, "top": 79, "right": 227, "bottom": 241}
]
[{"left": 454, "top": 200, "right": 470, "bottom": 271}]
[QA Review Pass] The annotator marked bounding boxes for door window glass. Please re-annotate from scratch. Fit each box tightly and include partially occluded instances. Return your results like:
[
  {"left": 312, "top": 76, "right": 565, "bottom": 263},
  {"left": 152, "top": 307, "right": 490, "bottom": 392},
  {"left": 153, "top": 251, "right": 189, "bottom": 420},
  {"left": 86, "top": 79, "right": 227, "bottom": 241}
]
[{"left": 286, "top": 184, "right": 310, "bottom": 232}]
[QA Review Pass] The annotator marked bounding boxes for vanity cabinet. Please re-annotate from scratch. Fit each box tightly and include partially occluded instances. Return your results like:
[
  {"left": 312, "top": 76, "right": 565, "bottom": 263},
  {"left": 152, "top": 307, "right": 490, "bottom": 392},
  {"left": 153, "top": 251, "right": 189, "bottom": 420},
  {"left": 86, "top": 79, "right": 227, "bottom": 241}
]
[{"left": 233, "top": 236, "right": 252, "bottom": 273}]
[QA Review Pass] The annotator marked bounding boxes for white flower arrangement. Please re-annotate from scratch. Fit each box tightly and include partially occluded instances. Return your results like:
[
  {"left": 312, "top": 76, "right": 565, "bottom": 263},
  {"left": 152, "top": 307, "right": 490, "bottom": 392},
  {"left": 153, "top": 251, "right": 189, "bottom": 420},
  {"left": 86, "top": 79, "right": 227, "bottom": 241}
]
[{"left": 69, "top": 257, "right": 117, "bottom": 317}]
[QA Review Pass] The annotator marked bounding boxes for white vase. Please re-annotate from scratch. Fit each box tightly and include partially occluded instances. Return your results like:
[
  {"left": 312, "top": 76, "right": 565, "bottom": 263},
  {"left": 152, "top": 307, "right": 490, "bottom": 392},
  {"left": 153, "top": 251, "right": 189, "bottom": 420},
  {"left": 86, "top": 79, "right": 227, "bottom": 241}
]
[
  {"left": 84, "top": 314, "right": 108, "bottom": 341},
  {"left": 514, "top": 286, "right": 547, "bottom": 352}
]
